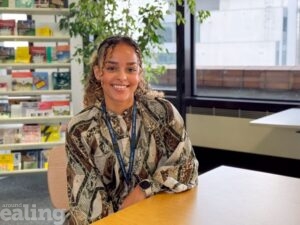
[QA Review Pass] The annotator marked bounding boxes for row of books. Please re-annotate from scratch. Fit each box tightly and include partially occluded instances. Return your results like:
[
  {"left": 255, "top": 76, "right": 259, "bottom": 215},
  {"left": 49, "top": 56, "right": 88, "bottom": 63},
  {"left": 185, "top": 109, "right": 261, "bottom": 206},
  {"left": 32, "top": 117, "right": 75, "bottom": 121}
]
[
  {"left": 0, "top": 0, "right": 68, "bottom": 8},
  {"left": 0, "top": 45, "right": 70, "bottom": 63},
  {"left": 0, "top": 71, "right": 71, "bottom": 91},
  {"left": 0, "top": 149, "right": 49, "bottom": 172},
  {"left": 0, "top": 19, "right": 67, "bottom": 37},
  {"left": 0, "top": 98, "right": 71, "bottom": 118},
  {"left": 0, "top": 124, "right": 63, "bottom": 144}
]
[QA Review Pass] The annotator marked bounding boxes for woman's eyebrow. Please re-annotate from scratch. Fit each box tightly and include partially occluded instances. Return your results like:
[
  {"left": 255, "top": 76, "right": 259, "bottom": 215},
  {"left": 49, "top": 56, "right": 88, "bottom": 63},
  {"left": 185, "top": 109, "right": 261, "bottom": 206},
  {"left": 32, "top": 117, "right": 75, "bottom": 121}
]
[{"left": 105, "top": 61, "right": 138, "bottom": 65}]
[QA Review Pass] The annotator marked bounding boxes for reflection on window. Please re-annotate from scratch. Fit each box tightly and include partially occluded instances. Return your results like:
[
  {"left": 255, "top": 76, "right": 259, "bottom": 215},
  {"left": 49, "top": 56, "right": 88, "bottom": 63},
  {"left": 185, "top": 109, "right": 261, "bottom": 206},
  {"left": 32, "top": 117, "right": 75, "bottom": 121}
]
[
  {"left": 195, "top": 0, "right": 300, "bottom": 102},
  {"left": 150, "top": 7, "right": 176, "bottom": 91}
]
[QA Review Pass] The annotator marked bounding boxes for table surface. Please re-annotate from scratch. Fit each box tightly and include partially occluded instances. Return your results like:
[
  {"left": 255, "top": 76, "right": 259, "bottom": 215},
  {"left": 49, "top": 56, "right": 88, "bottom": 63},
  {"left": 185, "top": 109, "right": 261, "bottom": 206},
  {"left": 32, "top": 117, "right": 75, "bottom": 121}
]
[
  {"left": 250, "top": 108, "right": 300, "bottom": 129},
  {"left": 91, "top": 166, "right": 300, "bottom": 225}
]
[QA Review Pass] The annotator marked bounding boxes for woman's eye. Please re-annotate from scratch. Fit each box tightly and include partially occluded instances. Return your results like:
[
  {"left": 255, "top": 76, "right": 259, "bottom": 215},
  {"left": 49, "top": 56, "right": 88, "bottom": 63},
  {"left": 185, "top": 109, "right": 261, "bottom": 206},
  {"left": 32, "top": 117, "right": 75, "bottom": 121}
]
[
  {"left": 127, "top": 67, "right": 137, "bottom": 73},
  {"left": 105, "top": 66, "right": 117, "bottom": 72}
]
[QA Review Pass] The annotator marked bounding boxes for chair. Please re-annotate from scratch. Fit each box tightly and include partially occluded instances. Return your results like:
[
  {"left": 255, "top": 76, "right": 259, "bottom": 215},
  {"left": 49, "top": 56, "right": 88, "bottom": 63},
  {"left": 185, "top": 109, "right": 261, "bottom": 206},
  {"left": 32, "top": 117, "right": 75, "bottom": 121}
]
[{"left": 47, "top": 145, "right": 69, "bottom": 210}]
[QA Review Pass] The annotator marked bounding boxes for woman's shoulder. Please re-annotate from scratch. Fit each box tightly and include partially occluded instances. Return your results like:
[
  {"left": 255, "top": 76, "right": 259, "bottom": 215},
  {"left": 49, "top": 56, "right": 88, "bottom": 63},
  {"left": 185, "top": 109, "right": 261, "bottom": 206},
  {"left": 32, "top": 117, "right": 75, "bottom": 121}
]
[
  {"left": 67, "top": 105, "right": 101, "bottom": 131},
  {"left": 138, "top": 95, "right": 178, "bottom": 122}
]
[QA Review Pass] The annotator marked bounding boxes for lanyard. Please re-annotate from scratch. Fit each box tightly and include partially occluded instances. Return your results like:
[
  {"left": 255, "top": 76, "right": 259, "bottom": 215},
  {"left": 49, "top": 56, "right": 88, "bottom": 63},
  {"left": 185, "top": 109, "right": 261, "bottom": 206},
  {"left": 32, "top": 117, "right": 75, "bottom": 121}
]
[{"left": 101, "top": 101, "right": 137, "bottom": 185}]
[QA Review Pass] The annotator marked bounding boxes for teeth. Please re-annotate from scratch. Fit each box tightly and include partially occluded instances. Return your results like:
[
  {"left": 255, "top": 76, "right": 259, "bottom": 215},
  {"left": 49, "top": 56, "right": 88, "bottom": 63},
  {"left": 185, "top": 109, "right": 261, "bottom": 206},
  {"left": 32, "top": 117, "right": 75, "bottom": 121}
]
[{"left": 113, "top": 85, "right": 127, "bottom": 90}]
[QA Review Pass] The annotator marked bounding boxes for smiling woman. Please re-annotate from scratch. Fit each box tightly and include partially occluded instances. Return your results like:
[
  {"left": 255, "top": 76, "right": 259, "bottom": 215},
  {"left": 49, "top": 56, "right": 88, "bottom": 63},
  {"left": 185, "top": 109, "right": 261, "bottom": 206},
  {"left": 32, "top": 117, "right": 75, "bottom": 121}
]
[{"left": 64, "top": 35, "right": 199, "bottom": 225}]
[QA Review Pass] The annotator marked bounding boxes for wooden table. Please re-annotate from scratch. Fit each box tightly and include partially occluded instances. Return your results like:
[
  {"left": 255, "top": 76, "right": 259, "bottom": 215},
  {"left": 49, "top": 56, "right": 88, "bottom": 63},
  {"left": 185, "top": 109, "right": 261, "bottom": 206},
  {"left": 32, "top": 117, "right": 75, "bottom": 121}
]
[
  {"left": 250, "top": 108, "right": 300, "bottom": 129},
  {"left": 91, "top": 166, "right": 300, "bottom": 225}
]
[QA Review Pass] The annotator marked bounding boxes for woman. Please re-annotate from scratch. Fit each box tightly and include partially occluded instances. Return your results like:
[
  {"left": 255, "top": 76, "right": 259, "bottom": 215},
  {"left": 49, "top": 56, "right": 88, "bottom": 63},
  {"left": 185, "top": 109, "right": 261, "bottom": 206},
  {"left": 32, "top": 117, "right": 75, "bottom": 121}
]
[{"left": 65, "top": 35, "right": 198, "bottom": 224}]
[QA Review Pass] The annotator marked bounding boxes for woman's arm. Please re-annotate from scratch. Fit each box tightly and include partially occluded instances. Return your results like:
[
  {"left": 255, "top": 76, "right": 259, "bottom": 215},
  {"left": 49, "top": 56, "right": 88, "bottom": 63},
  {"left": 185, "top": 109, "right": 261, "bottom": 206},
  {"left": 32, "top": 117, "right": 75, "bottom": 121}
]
[
  {"left": 65, "top": 126, "right": 114, "bottom": 224},
  {"left": 150, "top": 102, "right": 199, "bottom": 194}
]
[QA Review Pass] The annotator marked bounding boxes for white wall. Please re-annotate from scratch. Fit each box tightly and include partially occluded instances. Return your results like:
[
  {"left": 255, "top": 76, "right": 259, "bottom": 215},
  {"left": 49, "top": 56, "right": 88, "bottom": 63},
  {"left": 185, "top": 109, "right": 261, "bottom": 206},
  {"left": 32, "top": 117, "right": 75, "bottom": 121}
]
[{"left": 186, "top": 113, "right": 300, "bottom": 160}]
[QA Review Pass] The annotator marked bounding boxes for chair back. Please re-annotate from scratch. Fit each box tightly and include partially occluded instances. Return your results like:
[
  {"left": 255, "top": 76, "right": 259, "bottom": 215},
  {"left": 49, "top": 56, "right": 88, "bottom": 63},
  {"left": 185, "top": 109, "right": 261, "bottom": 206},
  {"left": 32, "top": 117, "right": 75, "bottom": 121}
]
[{"left": 47, "top": 145, "right": 69, "bottom": 210}]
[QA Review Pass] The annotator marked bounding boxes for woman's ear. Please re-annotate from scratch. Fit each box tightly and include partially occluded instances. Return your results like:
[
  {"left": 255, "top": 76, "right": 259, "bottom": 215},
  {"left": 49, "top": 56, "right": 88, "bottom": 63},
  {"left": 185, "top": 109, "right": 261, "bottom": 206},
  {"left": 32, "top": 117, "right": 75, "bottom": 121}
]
[{"left": 93, "top": 65, "right": 102, "bottom": 81}]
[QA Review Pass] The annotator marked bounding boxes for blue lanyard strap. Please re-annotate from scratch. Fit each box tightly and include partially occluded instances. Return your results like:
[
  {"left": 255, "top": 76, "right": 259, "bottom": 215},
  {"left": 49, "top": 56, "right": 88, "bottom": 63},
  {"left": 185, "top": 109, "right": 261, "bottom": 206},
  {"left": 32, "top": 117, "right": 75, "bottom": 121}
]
[{"left": 102, "top": 101, "right": 137, "bottom": 185}]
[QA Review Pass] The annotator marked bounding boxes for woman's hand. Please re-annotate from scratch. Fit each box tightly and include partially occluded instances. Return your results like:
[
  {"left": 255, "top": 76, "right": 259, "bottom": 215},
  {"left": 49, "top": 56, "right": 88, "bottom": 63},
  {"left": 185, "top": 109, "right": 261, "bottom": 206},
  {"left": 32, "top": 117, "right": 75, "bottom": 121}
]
[{"left": 120, "top": 185, "right": 146, "bottom": 210}]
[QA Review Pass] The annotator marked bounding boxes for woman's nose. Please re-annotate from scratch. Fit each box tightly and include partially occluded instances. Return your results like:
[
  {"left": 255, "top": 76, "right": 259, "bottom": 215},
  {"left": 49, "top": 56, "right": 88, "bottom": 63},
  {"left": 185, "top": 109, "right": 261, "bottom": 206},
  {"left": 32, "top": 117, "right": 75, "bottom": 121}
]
[{"left": 117, "top": 69, "right": 127, "bottom": 80}]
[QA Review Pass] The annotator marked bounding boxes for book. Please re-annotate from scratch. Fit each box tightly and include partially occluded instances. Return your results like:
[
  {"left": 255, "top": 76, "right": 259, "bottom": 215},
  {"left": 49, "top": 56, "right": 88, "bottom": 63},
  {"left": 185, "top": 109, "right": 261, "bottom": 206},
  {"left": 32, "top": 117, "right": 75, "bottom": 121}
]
[
  {"left": 17, "top": 20, "right": 35, "bottom": 36},
  {"left": 15, "top": 46, "right": 30, "bottom": 63},
  {"left": 46, "top": 46, "right": 57, "bottom": 62},
  {"left": 30, "top": 46, "right": 46, "bottom": 63},
  {"left": 21, "top": 150, "right": 39, "bottom": 169},
  {"left": 0, "top": 75, "right": 12, "bottom": 92},
  {"left": 0, "top": 19, "right": 15, "bottom": 35},
  {"left": 20, "top": 101, "right": 39, "bottom": 117},
  {"left": 41, "top": 124, "right": 61, "bottom": 142},
  {"left": 37, "top": 101, "right": 54, "bottom": 116},
  {"left": 12, "top": 152, "right": 22, "bottom": 170},
  {"left": 21, "top": 124, "right": 41, "bottom": 143},
  {"left": 36, "top": 25, "right": 53, "bottom": 36},
  {"left": 0, "top": 101, "right": 10, "bottom": 118},
  {"left": 12, "top": 71, "right": 33, "bottom": 91},
  {"left": 56, "top": 45, "right": 70, "bottom": 62},
  {"left": 39, "top": 149, "right": 49, "bottom": 169},
  {"left": 32, "top": 72, "right": 48, "bottom": 90},
  {"left": 0, "top": 47, "right": 15, "bottom": 63},
  {"left": 52, "top": 100, "right": 70, "bottom": 115},
  {"left": 2, "top": 127, "right": 21, "bottom": 144},
  {"left": 15, "top": 0, "right": 34, "bottom": 8},
  {"left": 51, "top": 71, "right": 71, "bottom": 90},
  {"left": 0, "top": 153, "right": 14, "bottom": 172}
]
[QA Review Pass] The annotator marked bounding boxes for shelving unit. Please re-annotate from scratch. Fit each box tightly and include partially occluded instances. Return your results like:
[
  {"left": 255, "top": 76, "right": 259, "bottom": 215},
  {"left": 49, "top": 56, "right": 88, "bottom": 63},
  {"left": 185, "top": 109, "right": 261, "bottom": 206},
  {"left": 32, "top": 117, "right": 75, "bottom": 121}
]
[{"left": 0, "top": 6, "right": 72, "bottom": 175}]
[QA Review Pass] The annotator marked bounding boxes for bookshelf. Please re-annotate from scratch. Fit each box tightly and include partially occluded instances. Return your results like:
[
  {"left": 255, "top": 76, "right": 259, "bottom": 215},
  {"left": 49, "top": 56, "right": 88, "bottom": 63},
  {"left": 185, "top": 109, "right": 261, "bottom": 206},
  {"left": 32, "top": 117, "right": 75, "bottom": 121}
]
[{"left": 0, "top": 3, "right": 72, "bottom": 175}]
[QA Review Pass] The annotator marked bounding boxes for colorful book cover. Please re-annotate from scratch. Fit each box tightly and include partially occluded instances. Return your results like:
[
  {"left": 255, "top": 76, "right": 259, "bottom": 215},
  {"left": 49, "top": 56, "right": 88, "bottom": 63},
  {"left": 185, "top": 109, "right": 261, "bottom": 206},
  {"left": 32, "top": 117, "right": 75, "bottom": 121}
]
[
  {"left": 52, "top": 100, "right": 70, "bottom": 115},
  {"left": 56, "top": 45, "right": 70, "bottom": 62},
  {"left": 0, "top": 47, "right": 15, "bottom": 63},
  {"left": 15, "top": 46, "right": 30, "bottom": 63},
  {"left": 36, "top": 25, "right": 53, "bottom": 36},
  {"left": 0, "top": 102, "right": 10, "bottom": 118},
  {"left": 0, "top": 19, "right": 15, "bottom": 35},
  {"left": 30, "top": 46, "right": 46, "bottom": 63},
  {"left": 32, "top": 72, "right": 48, "bottom": 90},
  {"left": 0, "top": 153, "right": 14, "bottom": 172},
  {"left": 0, "top": 75, "right": 12, "bottom": 92},
  {"left": 39, "top": 149, "right": 49, "bottom": 168},
  {"left": 20, "top": 101, "right": 39, "bottom": 117},
  {"left": 12, "top": 71, "right": 33, "bottom": 91},
  {"left": 13, "top": 152, "right": 22, "bottom": 170},
  {"left": 21, "top": 150, "right": 39, "bottom": 169},
  {"left": 37, "top": 101, "right": 54, "bottom": 116},
  {"left": 17, "top": 20, "right": 35, "bottom": 36},
  {"left": 51, "top": 71, "right": 71, "bottom": 90},
  {"left": 2, "top": 128, "right": 21, "bottom": 144},
  {"left": 41, "top": 124, "right": 61, "bottom": 142},
  {"left": 15, "top": 0, "right": 34, "bottom": 8},
  {"left": 21, "top": 124, "right": 41, "bottom": 143}
]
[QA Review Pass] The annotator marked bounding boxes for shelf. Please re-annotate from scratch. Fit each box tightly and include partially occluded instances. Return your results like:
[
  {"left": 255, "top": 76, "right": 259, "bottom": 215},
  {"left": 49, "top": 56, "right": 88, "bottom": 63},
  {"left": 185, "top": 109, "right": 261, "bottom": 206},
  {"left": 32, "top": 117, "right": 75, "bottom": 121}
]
[
  {"left": 0, "top": 115, "right": 72, "bottom": 124},
  {"left": 0, "top": 35, "right": 70, "bottom": 42},
  {"left": 0, "top": 168, "right": 47, "bottom": 176},
  {"left": 0, "top": 7, "right": 69, "bottom": 15},
  {"left": 0, "top": 141, "right": 65, "bottom": 151},
  {"left": 0, "top": 62, "right": 71, "bottom": 69},
  {"left": 0, "top": 90, "right": 72, "bottom": 97}
]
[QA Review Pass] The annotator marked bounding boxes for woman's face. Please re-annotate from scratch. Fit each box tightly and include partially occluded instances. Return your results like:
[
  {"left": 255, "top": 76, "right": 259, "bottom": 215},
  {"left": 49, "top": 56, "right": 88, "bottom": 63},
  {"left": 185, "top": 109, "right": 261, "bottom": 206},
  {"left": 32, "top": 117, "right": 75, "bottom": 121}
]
[{"left": 94, "top": 43, "right": 141, "bottom": 112}]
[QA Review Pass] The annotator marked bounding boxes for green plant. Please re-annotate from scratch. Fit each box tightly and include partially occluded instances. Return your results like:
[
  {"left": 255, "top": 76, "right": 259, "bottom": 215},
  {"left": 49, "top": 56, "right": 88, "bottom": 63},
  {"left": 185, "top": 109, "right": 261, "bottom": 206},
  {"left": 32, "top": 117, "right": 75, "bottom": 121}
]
[{"left": 59, "top": 0, "right": 210, "bottom": 83}]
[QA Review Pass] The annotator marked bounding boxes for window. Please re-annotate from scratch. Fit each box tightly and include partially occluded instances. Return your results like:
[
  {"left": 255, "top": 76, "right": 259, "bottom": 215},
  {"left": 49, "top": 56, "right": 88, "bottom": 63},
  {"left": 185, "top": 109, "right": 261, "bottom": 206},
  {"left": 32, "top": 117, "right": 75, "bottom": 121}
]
[{"left": 195, "top": 0, "right": 300, "bottom": 102}]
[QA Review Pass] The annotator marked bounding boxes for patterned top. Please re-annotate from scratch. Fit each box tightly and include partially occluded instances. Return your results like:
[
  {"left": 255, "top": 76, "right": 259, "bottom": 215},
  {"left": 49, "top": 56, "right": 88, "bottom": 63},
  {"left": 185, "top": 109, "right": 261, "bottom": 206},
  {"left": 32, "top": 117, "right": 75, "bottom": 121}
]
[{"left": 65, "top": 96, "right": 199, "bottom": 224}]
